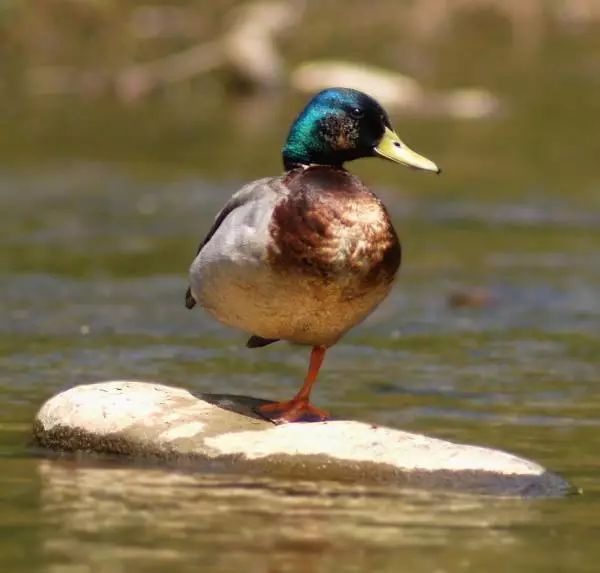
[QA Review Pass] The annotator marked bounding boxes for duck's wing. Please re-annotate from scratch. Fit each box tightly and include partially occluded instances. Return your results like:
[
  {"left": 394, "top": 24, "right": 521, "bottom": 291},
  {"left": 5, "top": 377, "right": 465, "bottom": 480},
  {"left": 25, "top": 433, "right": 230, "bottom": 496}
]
[
  {"left": 184, "top": 177, "right": 285, "bottom": 310},
  {"left": 184, "top": 199, "right": 242, "bottom": 309}
]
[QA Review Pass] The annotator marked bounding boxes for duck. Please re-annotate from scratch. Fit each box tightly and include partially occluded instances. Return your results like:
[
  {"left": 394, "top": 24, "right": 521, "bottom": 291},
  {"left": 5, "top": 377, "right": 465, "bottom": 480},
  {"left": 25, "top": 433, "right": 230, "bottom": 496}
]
[{"left": 185, "top": 87, "right": 440, "bottom": 424}]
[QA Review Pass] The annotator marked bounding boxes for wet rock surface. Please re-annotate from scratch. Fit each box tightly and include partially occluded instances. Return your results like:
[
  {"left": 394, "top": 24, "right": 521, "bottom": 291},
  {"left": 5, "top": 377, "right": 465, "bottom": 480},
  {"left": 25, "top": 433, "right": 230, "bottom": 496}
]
[{"left": 33, "top": 381, "right": 571, "bottom": 497}]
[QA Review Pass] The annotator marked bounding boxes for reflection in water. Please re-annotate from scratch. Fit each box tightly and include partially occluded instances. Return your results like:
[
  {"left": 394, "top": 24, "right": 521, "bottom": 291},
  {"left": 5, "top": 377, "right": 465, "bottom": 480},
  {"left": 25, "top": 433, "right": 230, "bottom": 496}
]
[{"left": 39, "top": 459, "right": 536, "bottom": 573}]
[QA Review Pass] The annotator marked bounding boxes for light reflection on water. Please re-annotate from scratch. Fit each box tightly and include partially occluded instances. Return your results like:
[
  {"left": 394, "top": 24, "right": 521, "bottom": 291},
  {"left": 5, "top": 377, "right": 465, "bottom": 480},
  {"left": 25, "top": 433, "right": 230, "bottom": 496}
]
[{"left": 39, "top": 460, "right": 538, "bottom": 573}]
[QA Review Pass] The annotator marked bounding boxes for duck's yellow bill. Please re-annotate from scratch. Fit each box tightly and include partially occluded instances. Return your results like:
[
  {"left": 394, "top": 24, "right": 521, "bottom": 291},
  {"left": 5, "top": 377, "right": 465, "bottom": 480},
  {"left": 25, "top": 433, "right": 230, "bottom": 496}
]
[{"left": 374, "top": 127, "right": 441, "bottom": 174}]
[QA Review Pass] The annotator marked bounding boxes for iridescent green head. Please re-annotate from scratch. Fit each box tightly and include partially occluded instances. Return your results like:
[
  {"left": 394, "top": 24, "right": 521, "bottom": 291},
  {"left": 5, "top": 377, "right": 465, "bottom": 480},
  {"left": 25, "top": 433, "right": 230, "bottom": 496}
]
[{"left": 282, "top": 87, "right": 440, "bottom": 173}]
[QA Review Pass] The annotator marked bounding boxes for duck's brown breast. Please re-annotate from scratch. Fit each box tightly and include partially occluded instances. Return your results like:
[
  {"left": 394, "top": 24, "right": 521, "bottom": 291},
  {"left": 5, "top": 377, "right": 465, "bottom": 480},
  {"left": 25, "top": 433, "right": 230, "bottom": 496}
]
[{"left": 267, "top": 166, "right": 401, "bottom": 294}]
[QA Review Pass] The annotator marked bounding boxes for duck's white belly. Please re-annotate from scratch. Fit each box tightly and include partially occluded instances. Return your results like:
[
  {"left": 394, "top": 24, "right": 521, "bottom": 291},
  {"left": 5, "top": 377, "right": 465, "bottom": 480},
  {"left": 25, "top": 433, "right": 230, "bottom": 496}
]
[
  {"left": 191, "top": 257, "right": 390, "bottom": 346},
  {"left": 189, "top": 198, "right": 391, "bottom": 346}
]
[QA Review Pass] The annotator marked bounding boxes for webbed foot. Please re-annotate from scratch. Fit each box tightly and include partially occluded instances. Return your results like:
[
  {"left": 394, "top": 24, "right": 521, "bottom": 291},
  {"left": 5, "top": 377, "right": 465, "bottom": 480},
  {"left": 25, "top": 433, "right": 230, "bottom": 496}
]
[{"left": 255, "top": 399, "right": 330, "bottom": 424}]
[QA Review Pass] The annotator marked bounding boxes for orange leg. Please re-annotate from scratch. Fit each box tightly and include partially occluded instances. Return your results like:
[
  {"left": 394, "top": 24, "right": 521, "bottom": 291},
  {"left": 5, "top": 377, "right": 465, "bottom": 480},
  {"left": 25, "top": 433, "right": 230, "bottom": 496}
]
[{"left": 256, "top": 346, "right": 330, "bottom": 424}]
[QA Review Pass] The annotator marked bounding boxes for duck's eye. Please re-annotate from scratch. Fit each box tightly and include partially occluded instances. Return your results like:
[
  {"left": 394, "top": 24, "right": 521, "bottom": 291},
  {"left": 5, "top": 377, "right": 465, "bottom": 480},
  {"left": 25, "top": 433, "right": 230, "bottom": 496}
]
[{"left": 349, "top": 107, "right": 364, "bottom": 119}]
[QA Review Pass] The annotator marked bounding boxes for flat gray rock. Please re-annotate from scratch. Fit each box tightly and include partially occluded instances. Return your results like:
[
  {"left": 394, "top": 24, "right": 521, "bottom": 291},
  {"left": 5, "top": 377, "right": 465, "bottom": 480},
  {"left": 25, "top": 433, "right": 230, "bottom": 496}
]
[{"left": 33, "top": 381, "right": 571, "bottom": 497}]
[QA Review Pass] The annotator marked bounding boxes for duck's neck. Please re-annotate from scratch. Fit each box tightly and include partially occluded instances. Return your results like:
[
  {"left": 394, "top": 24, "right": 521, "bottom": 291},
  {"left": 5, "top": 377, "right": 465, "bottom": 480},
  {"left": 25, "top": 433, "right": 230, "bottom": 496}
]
[
  {"left": 282, "top": 130, "right": 341, "bottom": 170},
  {"left": 282, "top": 106, "right": 348, "bottom": 170}
]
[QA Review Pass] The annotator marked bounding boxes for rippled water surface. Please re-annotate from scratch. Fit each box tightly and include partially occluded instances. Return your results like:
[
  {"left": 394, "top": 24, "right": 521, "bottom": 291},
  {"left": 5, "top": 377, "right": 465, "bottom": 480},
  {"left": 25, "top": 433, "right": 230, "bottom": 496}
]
[
  {"left": 1, "top": 162, "right": 599, "bottom": 572},
  {"left": 2, "top": 12, "right": 600, "bottom": 571}
]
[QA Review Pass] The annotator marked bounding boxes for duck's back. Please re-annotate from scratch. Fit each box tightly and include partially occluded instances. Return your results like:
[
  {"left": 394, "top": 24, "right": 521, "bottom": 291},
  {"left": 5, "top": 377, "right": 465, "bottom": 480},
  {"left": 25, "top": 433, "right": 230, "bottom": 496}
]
[{"left": 189, "top": 166, "right": 401, "bottom": 346}]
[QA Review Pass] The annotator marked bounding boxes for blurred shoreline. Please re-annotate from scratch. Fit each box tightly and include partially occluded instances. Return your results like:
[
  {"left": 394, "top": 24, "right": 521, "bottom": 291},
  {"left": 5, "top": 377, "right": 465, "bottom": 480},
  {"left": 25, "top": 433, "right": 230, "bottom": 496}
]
[{"left": 0, "top": 1, "right": 598, "bottom": 202}]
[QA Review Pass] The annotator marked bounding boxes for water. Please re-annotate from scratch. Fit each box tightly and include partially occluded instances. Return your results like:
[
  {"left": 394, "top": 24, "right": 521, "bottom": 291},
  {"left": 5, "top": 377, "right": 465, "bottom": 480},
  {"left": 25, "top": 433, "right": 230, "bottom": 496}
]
[{"left": 1, "top": 8, "right": 600, "bottom": 572}]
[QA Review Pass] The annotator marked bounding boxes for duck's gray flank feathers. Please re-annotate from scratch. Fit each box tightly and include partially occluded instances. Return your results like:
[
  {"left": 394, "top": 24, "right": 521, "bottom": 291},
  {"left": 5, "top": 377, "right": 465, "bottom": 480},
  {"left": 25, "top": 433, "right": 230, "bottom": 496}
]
[{"left": 184, "top": 177, "right": 287, "bottom": 310}]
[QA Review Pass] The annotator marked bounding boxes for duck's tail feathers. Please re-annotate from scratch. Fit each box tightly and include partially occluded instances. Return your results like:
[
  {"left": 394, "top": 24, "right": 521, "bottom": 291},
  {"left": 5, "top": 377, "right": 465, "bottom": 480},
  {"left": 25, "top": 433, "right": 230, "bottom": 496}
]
[
  {"left": 246, "top": 335, "right": 279, "bottom": 348},
  {"left": 185, "top": 287, "right": 196, "bottom": 309}
]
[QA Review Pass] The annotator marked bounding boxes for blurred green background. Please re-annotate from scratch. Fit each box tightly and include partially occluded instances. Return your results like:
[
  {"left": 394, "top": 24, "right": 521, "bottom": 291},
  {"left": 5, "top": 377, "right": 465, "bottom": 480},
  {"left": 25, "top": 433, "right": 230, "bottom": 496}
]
[{"left": 1, "top": 1, "right": 599, "bottom": 572}]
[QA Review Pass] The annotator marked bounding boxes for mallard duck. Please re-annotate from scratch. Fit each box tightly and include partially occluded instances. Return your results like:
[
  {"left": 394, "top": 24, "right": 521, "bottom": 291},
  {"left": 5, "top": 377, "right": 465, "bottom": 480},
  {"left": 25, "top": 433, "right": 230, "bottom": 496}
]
[{"left": 185, "top": 87, "right": 440, "bottom": 424}]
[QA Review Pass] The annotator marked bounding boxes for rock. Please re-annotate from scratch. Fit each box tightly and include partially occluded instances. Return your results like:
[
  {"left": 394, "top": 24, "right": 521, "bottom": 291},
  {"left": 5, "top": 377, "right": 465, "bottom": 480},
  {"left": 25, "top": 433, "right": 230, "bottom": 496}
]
[
  {"left": 291, "top": 59, "right": 503, "bottom": 119},
  {"left": 448, "top": 287, "right": 498, "bottom": 309},
  {"left": 33, "top": 381, "right": 571, "bottom": 497},
  {"left": 291, "top": 60, "right": 423, "bottom": 109}
]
